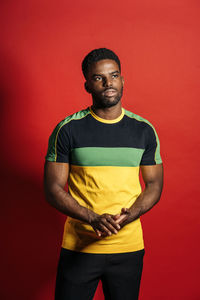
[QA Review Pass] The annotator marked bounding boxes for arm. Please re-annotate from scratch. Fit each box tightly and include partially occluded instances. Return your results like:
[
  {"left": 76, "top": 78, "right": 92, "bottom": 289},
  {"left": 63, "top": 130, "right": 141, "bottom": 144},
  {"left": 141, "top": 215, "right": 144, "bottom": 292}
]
[
  {"left": 44, "top": 161, "right": 120, "bottom": 236},
  {"left": 114, "top": 164, "right": 163, "bottom": 226}
]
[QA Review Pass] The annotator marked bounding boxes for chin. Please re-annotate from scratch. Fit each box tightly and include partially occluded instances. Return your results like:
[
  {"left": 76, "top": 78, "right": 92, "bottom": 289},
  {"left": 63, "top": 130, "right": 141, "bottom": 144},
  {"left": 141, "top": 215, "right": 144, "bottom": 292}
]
[{"left": 96, "top": 96, "right": 121, "bottom": 108}]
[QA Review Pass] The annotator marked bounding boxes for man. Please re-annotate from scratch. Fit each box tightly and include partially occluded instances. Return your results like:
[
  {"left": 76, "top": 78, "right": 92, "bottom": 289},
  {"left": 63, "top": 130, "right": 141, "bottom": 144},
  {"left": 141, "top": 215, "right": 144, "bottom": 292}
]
[{"left": 44, "top": 48, "right": 163, "bottom": 300}]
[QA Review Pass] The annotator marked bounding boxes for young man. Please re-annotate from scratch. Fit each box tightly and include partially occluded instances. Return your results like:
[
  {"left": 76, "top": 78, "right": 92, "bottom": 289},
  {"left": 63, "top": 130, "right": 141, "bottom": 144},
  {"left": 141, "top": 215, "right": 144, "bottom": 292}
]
[{"left": 44, "top": 48, "right": 163, "bottom": 300}]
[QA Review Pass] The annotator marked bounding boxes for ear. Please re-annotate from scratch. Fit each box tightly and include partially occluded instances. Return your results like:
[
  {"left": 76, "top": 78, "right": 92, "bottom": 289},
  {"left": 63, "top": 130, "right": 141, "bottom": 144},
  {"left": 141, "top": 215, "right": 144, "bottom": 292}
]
[
  {"left": 121, "top": 76, "right": 125, "bottom": 87},
  {"left": 84, "top": 82, "right": 91, "bottom": 93}
]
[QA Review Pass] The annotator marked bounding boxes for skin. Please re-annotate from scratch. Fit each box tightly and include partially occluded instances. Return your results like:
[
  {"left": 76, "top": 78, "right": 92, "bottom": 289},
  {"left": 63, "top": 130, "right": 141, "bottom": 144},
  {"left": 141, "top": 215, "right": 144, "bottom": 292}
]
[
  {"left": 85, "top": 59, "right": 124, "bottom": 119},
  {"left": 44, "top": 59, "right": 163, "bottom": 237}
]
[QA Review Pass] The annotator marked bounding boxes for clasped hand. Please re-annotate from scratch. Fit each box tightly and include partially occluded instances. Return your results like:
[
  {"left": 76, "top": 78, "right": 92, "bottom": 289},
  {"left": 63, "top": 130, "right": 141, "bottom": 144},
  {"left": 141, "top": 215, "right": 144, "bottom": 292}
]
[{"left": 91, "top": 208, "right": 132, "bottom": 237}]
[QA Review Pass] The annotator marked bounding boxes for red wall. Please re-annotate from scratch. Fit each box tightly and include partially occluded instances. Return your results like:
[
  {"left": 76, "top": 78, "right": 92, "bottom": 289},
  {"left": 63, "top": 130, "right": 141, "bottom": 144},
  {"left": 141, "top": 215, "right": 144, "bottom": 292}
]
[{"left": 1, "top": 1, "right": 199, "bottom": 299}]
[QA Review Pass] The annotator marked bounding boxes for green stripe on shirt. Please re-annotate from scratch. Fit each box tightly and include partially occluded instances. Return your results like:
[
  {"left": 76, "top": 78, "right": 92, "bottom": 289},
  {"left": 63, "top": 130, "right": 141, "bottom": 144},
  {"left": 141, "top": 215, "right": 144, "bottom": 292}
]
[{"left": 70, "top": 147, "right": 145, "bottom": 167}]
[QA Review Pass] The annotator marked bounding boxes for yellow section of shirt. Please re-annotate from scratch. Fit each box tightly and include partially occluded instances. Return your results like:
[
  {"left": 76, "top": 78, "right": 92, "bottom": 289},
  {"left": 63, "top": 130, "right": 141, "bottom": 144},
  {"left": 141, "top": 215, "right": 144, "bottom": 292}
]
[{"left": 61, "top": 165, "right": 144, "bottom": 253}]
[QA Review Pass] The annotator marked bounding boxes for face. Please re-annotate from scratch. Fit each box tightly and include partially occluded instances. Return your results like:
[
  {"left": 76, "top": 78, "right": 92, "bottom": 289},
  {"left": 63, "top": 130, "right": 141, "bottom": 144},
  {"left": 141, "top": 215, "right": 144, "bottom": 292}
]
[{"left": 85, "top": 59, "right": 124, "bottom": 108}]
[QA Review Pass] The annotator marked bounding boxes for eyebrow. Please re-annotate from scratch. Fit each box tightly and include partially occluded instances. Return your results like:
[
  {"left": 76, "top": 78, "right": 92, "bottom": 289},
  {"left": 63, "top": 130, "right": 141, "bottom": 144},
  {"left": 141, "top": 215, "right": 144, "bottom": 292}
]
[{"left": 92, "top": 71, "right": 120, "bottom": 77}]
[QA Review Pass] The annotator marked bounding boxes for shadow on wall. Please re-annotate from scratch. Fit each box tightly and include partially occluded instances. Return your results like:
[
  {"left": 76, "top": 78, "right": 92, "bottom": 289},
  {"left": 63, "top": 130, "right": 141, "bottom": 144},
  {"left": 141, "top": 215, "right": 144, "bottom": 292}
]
[
  {"left": 0, "top": 52, "right": 65, "bottom": 300},
  {"left": 0, "top": 51, "right": 105, "bottom": 300}
]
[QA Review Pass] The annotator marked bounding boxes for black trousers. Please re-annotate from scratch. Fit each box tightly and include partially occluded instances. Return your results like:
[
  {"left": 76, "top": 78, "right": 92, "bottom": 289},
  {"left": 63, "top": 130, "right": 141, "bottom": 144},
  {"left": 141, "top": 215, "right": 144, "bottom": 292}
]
[{"left": 55, "top": 248, "right": 145, "bottom": 300}]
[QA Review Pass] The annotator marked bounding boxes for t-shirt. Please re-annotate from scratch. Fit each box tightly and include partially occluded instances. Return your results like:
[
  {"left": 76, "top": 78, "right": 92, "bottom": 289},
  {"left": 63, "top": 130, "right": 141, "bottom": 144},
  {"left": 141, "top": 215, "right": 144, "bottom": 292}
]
[{"left": 45, "top": 106, "right": 162, "bottom": 253}]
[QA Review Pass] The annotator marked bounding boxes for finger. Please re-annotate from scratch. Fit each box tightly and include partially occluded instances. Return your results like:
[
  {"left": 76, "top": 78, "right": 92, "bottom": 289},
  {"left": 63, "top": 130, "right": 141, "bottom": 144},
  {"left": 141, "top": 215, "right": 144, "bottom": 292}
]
[
  {"left": 112, "top": 214, "right": 121, "bottom": 220},
  {"left": 100, "top": 224, "right": 113, "bottom": 236},
  {"left": 107, "top": 216, "right": 121, "bottom": 231},
  {"left": 102, "top": 217, "right": 120, "bottom": 233},
  {"left": 97, "top": 229, "right": 108, "bottom": 237},
  {"left": 121, "top": 208, "right": 129, "bottom": 214},
  {"left": 95, "top": 229, "right": 102, "bottom": 237},
  {"left": 115, "top": 214, "right": 128, "bottom": 224},
  {"left": 100, "top": 231, "right": 107, "bottom": 237}
]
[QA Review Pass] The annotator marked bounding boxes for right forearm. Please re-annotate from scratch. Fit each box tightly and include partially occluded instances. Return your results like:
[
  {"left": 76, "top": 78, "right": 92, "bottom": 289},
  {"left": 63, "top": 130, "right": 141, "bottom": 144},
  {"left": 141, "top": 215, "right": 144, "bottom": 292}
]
[
  {"left": 45, "top": 184, "right": 97, "bottom": 224},
  {"left": 44, "top": 161, "right": 121, "bottom": 237},
  {"left": 44, "top": 185, "right": 121, "bottom": 237}
]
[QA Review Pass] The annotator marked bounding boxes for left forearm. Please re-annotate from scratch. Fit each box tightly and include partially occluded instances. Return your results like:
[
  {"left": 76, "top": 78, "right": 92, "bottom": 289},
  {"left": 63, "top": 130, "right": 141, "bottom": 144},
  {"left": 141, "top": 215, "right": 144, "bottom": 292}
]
[
  {"left": 116, "top": 181, "right": 163, "bottom": 228},
  {"left": 129, "top": 182, "right": 163, "bottom": 222},
  {"left": 114, "top": 164, "right": 163, "bottom": 229}
]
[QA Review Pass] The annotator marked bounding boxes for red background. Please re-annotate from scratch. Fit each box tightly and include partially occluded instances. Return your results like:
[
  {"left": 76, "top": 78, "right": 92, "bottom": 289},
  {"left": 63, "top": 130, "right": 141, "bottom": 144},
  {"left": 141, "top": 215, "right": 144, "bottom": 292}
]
[{"left": 1, "top": 1, "right": 200, "bottom": 299}]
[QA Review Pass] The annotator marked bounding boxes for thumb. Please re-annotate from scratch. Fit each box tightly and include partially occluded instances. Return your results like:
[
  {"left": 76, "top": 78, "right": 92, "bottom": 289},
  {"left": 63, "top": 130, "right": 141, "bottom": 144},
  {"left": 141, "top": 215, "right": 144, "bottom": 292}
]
[
  {"left": 121, "top": 208, "right": 129, "bottom": 214},
  {"left": 113, "top": 214, "right": 121, "bottom": 220}
]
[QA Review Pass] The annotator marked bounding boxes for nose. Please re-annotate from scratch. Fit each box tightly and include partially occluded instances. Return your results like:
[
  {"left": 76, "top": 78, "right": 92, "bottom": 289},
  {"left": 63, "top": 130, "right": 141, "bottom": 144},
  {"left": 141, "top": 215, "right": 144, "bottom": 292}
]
[{"left": 103, "top": 77, "right": 112, "bottom": 87}]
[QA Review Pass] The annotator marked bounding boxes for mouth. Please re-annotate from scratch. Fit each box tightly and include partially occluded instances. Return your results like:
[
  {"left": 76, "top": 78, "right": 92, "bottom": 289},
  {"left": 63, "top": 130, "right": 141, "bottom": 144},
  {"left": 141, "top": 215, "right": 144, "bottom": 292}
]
[{"left": 103, "top": 89, "right": 117, "bottom": 97}]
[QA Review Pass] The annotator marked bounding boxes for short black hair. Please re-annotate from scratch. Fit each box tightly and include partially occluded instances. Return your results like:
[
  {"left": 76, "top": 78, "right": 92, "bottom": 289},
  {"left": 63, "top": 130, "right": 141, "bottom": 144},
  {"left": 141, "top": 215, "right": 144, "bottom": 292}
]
[{"left": 82, "top": 48, "right": 121, "bottom": 79}]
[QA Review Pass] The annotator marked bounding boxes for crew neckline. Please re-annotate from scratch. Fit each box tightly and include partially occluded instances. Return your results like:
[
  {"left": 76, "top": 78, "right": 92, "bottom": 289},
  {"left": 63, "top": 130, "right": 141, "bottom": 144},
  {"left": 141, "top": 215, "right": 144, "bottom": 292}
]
[{"left": 89, "top": 106, "right": 125, "bottom": 124}]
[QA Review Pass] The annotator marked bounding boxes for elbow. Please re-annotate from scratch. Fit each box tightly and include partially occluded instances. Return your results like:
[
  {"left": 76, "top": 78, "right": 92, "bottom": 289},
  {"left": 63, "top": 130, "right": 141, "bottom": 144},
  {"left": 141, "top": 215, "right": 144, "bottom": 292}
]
[
  {"left": 155, "top": 184, "right": 163, "bottom": 204},
  {"left": 43, "top": 181, "right": 57, "bottom": 205},
  {"left": 44, "top": 185, "right": 52, "bottom": 205},
  {"left": 145, "top": 181, "right": 163, "bottom": 204}
]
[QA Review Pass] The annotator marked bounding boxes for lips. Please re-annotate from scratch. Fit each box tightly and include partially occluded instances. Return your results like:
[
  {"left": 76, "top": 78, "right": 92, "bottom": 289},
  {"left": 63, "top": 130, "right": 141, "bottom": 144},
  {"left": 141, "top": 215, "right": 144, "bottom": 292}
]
[{"left": 103, "top": 89, "right": 117, "bottom": 97}]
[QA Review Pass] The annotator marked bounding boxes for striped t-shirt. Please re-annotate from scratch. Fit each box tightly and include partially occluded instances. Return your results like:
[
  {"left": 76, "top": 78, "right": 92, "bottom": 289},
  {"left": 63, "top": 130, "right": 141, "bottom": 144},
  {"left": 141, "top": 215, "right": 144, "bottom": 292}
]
[{"left": 46, "top": 106, "right": 162, "bottom": 253}]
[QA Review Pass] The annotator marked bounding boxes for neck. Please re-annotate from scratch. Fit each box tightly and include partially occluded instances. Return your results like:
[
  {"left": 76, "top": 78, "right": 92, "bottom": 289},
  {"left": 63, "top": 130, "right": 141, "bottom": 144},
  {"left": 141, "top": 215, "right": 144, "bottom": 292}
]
[{"left": 91, "top": 102, "right": 122, "bottom": 120}]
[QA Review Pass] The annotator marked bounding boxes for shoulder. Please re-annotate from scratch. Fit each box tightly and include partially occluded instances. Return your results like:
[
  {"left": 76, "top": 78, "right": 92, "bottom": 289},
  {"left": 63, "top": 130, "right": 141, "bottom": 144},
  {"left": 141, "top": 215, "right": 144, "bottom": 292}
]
[
  {"left": 123, "top": 108, "right": 155, "bottom": 130},
  {"left": 123, "top": 108, "right": 161, "bottom": 142},
  {"left": 46, "top": 108, "right": 90, "bottom": 162},
  {"left": 48, "top": 107, "right": 90, "bottom": 142},
  {"left": 54, "top": 107, "right": 90, "bottom": 132}
]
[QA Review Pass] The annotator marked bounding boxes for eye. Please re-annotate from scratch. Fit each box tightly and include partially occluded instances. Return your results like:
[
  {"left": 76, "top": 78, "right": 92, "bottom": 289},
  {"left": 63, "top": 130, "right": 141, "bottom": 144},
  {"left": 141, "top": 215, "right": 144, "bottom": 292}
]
[
  {"left": 94, "top": 76, "right": 102, "bottom": 81},
  {"left": 112, "top": 74, "right": 119, "bottom": 79}
]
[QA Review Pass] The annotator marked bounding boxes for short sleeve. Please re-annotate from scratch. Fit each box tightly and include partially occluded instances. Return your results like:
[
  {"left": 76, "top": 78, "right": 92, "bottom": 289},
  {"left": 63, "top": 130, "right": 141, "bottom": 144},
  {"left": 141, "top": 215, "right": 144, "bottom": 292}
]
[
  {"left": 45, "top": 122, "right": 71, "bottom": 163},
  {"left": 140, "top": 124, "right": 162, "bottom": 165}
]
